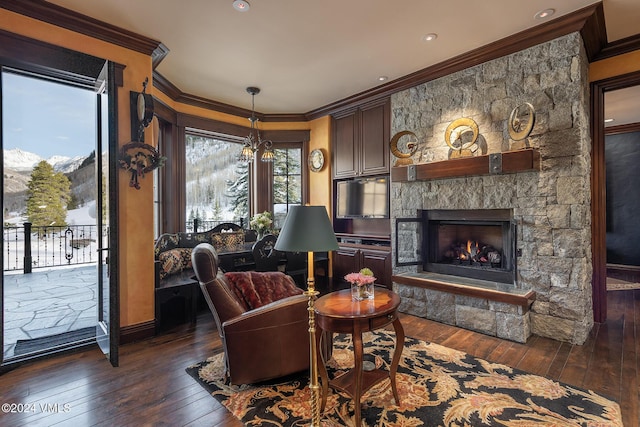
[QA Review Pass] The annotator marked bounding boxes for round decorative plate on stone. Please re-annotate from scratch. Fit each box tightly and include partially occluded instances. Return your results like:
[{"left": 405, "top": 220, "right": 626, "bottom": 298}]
[
  {"left": 390, "top": 130, "right": 419, "bottom": 166},
  {"left": 444, "top": 117, "right": 479, "bottom": 158},
  {"left": 508, "top": 102, "right": 535, "bottom": 141}
]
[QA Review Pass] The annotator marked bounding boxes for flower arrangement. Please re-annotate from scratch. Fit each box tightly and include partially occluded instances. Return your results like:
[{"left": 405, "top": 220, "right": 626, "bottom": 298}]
[
  {"left": 345, "top": 268, "right": 376, "bottom": 301},
  {"left": 344, "top": 268, "right": 376, "bottom": 287},
  {"left": 250, "top": 211, "right": 273, "bottom": 237}
]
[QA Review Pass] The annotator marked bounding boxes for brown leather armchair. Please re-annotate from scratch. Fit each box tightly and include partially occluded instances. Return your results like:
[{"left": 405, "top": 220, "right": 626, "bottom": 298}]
[{"left": 191, "top": 243, "right": 314, "bottom": 384}]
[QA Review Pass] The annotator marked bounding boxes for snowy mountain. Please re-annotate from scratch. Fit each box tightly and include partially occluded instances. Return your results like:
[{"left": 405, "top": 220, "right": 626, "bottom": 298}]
[
  {"left": 2, "top": 148, "right": 42, "bottom": 171},
  {"left": 3, "top": 148, "right": 88, "bottom": 173},
  {"left": 48, "top": 155, "right": 88, "bottom": 173},
  {"left": 3, "top": 148, "right": 93, "bottom": 218}
]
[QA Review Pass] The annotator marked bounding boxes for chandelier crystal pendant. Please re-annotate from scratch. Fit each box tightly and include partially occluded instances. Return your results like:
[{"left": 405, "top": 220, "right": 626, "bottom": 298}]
[{"left": 240, "top": 87, "right": 274, "bottom": 163}]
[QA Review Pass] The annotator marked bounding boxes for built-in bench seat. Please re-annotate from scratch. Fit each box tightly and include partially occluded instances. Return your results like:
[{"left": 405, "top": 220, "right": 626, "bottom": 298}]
[{"left": 154, "top": 225, "right": 254, "bottom": 332}]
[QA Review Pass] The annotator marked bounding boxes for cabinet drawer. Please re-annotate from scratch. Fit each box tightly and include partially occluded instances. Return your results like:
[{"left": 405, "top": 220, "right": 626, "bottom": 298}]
[{"left": 369, "top": 311, "right": 397, "bottom": 330}]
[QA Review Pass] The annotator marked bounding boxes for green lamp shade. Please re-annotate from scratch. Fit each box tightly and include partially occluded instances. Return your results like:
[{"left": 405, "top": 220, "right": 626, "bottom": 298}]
[{"left": 274, "top": 205, "right": 339, "bottom": 253}]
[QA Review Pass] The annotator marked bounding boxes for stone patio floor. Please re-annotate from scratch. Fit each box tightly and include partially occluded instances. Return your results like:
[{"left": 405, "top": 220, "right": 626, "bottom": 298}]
[{"left": 3, "top": 265, "right": 97, "bottom": 359}]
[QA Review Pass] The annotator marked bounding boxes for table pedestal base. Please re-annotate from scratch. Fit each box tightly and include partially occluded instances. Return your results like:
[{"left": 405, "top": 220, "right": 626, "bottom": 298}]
[{"left": 314, "top": 289, "right": 404, "bottom": 427}]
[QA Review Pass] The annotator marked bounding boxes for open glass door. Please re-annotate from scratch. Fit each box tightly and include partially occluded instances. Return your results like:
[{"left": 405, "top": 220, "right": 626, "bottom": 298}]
[{"left": 95, "top": 61, "right": 119, "bottom": 367}]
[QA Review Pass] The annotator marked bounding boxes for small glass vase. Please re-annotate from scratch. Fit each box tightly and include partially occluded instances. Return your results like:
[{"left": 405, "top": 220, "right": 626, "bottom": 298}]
[{"left": 351, "top": 282, "right": 375, "bottom": 301}]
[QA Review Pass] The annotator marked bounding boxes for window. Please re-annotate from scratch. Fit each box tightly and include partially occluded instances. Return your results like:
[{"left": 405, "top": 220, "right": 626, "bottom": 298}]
[
  {"left": 184, "top": 132, "right": 249, "bottom": 230},
  {"left": 272, "top": 147, "right": 302, "bottom": 229}
]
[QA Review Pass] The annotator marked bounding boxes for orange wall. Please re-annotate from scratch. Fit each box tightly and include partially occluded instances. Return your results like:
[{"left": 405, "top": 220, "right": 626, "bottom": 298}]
[
  {"left": 308, "top": 116, "right": 332, "bottom": 210},
  {"left": 0, "top": 9, "right": 332, "bottom": 329},
  {"left": 589, "top": 50, "right": 640, "bottom": 82}
]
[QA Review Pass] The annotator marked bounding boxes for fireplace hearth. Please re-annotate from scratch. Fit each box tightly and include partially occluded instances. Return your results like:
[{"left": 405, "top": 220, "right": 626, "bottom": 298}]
[{"left": 424, "top": 209, "right": 516, "bottom": 285}]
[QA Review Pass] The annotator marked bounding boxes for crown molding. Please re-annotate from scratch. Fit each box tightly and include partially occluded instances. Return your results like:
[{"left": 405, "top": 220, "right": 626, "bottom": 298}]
[
  {"left": 580, "top": 2, "right": 607, "bottom": 61},
  {"left": 307, "top": 3, "right": 603, "bottom": 119},
  {"left": 7, "top": 1, "right": 632, "bottom": 122},
  {"left": 151, "top": 42, "right": 171, "bottom": 69},
  {"left": 153, "top": 71, "right": 307, "bottom": 122},
  {"left": 152, "top": 72, "right": 182, "bottom": 101},
  {"left": 594, "top": 33, "right": 640, "bottom": 61},
  {"left": 175, "top": 112, "right": 309, "bottom": 142},
  {"left": 0, "top": 0, "right": 161, "bottom": 56}
]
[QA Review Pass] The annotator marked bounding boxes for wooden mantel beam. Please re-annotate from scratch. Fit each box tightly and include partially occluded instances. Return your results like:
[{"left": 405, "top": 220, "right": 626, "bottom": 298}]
[{"left": 391, "top": 148, "right": 540, "bottom": 182}]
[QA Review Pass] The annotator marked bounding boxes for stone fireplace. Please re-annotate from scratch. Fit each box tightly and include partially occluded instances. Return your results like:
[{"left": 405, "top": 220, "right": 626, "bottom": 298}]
[{"left": 390, "top": 32, "right": 594, "bottom": 345}]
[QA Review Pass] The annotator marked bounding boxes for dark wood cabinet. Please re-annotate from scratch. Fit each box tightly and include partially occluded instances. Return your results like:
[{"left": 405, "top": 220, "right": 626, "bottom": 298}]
[
  {"left": 333, "top": 109, "right": 358, "bottom": 178},
  {"left": 332, "top": 98, "right": 390, "bottom": 179},
  {"left": 333, "top": 244, "right": 392, "bottom": 289}
]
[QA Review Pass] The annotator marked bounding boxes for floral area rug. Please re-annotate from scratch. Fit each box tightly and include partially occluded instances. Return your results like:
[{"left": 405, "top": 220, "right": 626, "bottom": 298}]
[{"left": 186, "top": 330, "right": 622, "bottom": 426}]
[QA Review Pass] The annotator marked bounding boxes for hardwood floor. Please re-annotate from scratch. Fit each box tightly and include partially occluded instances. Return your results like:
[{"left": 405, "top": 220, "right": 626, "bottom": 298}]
[{"left": 0, "top": 289, "right": 637, "bottom": 426}]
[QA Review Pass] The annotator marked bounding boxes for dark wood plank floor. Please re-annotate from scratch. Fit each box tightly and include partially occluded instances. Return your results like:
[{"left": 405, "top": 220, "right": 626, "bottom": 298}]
[{"left": 0, "top": 289, "right": 637, "bottom": 426}]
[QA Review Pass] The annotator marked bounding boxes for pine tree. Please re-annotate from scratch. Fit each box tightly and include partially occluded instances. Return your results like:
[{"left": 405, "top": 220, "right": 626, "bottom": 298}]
[
  {"left": 26, "top": 160, "right": 71, "bottom": 230},
  {"left": 212, "top": 197, "right": 222, "bottom": 220},
  {"left": 273, "top": 148, "right": 301, "bottom": 207},
  {"left": 225, "top": 160, "right": 249, "bottom": 220}
]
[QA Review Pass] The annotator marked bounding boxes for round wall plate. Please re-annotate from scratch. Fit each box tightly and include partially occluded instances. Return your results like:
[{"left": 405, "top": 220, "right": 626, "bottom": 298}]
[
  {"left": 444, "top": 117, "right": 479, "bottom": 150},
  {"left": 508, "top": 102, "right": 535, "bottom": 141},
  {"left": 308, "top": 148, "right": 325, "bottom": 172}
]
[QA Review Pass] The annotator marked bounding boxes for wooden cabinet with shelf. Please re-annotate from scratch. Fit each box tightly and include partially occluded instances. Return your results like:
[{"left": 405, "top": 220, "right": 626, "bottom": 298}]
[
  {"left": 333, "top": 243, "right": 392, "bottom": 289},
  {"left": 332, "top": 98, "right": 390, "bottom": 179}
]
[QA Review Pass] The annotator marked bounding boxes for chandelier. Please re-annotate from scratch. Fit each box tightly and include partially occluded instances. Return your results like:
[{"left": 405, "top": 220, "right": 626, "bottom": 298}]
[{"left": 240, "top": 87, "right": 274, "bottom": 163}]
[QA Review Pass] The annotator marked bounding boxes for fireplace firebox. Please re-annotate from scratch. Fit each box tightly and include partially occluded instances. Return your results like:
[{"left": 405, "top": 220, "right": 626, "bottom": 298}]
[{"left": 424, "top": 209, "right": 516, "bottom": 284}]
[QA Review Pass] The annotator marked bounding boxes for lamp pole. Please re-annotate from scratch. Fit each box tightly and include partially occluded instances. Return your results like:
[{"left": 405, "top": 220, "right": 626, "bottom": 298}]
[
  {"left": 273, "top": 205, "right": 339, "bottom": 427},
  {"left": 305, "top": 251, "right": 321, "bottom": 427}
]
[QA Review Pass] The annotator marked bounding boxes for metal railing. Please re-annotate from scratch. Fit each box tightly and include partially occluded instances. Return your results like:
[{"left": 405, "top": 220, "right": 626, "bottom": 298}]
[
  {"left": 186, "top": 218, "right": 247, "bottom": 233},
  {"left": 4, "top": 223, "right": 105, "bottom": 272},
  {"left": 4, "top": 219, "right": 249, "bottom": 272}
]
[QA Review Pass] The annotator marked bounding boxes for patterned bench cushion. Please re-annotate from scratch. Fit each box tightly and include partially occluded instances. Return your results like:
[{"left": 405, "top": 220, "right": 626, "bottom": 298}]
[{"left": 155, "top": 230, "right": 246, "bottom": 280}]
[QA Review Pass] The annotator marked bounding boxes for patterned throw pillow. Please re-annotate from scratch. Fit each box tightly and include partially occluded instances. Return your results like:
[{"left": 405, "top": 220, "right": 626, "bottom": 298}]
[
  {"left": 158, "top": 248, "right": 193, "bottom": 279},
  {"left": 154, "top": 233, "right": 180, "bottom": 257},
  {"left": 224, "top": 271, "right": 302, "bottom": 310},
  {"left": 210, "top": 231, "right": 245, "bottom": 250}
]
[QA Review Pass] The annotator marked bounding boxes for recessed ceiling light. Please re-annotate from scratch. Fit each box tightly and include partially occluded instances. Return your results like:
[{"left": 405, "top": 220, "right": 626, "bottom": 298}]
[
  {"left": 534, "top": 8, "right": 555, "bottom": 20},
  {"left": 378, "top": 76, "right": 388, "bottom": 82},
  {"left": 233, "top": 0, "right": 250, "bottom": 12},
  {"left": 422, "top": 33, "right": 438, "bottom": 42},
  {"left": 604, "top": 118, "right": 615, "bottom": 123}
]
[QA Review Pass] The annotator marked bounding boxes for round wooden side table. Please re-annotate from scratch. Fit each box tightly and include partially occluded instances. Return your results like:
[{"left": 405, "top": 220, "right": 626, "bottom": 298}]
[{"left": 314, "top": 288, "right": 405, "bottom": 426}]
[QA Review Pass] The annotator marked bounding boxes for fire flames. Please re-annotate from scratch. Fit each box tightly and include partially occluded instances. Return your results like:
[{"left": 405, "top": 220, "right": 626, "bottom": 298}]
[{"left": 445, "top": 239, "right": 501, "bottom": 266}]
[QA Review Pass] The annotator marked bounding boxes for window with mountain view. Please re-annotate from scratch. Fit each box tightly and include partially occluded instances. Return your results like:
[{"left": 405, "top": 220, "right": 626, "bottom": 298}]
[
  {"left": 184, "top": 132, "right": 249, "bottom": 229},
  {"left": 184, "top": 132, "right": 302, "bottom": 232},
  {"left": 272, "top": 147, "right": 302, "bottom": 229}
]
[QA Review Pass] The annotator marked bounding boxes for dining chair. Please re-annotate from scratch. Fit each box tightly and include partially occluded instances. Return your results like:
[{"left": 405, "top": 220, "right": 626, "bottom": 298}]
[{"left": 251, "top": 234, "right": 282, "bottom": 272}]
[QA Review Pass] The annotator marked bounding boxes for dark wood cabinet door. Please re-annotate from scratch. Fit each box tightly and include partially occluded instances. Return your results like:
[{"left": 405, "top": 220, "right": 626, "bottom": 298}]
[
  {"left": 332, "top": 98, "right": 390, "bottom": 179},
  {"left": 333, "top": 247, "right": 360, "bottom": 280},
  {"left": 333, "top": 111, "right": 358, "bottom": 178},
  {"left": 361, "top": 248, "right": 392, "bottom": 289},
  {"left": 359, "top": 98, "right": 390, "bottom": 176}
]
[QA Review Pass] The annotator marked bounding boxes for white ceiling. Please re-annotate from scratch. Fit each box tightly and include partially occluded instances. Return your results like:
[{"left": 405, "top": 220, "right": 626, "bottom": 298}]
[{"left": 47, "top": 0, "right": 640, "bottom": 117}]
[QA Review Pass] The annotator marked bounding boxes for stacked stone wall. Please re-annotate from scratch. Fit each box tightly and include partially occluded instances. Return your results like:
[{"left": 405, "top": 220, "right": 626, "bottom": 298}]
[{"left": 390, "top": 32, "right": 593, "bottom": 344}]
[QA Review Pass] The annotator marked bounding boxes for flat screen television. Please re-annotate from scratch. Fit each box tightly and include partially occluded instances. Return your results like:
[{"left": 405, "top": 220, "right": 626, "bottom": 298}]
[{"left": 336, "top": 176, "right": 389, "bottom": 219}]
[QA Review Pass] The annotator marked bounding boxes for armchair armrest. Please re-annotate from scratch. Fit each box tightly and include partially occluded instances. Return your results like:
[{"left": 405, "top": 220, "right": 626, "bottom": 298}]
[
  {"left": 221, "top": 294, "right": 310, "bottom": 384},
  {"left": 223, "top": 294, "right": 308, "bottom": 333}
]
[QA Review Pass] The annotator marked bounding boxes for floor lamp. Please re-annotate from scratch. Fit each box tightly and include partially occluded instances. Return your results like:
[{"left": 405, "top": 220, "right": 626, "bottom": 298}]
[{"left": 274, "top": 205, "right": 339, "bottom": 427}]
